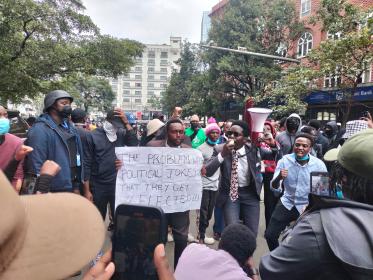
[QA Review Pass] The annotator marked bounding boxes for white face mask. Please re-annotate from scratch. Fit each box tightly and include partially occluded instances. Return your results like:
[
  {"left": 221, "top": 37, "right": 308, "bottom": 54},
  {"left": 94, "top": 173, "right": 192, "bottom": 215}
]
[{"left": 103, "top": 120, "right": 117, "bottom": 142}]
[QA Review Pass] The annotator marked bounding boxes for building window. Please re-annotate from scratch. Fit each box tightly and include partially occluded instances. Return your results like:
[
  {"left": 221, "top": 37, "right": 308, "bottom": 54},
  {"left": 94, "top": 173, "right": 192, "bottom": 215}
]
[
  {"left": 135, "top": 58, "right": 142, "bottom": 64},
  {"left": 135, "top": 75, "right": 142, "bottom": 80},
  {"left": 148, "top": 75, "right": 154, "bottom": 80},
  {"left": 160, "top": 68, "right": 167, "bottom": 73},
  {"left": 148, "top": 91, "right": 155, "bottom": 96},
  {"left": 148, "top": 83, "right": 154, "bottom": 88},
  {"left": 135, "top": 66, "right": 142, "bottom": 72},
  {"left": 297, "top": 32, "right": 313, "bottom": 58},
  {"left": 123, "top": 82, "right": 130, "bottom": 87},
  {"left": 123, "top": 98, "right": 130, "bottom": 103},
  {"left": 324, "top": 71, "right": 341, "bottom": 88},
  {"left": 160, "top": 75, "right": 167, "bottom": 81},
  {"left": 148, "top": 51, "right": 155, "bottom": 58},
  {"left": 160, "top": 83, "right": 167, "bottom": 89},
  {"left": 148, "top": 59, "right": 155, "bottom": 66},
  {"left": 300, "top": 0, "right": 311, "bottom": 17},
  {"left": 160, "top": 52, "right": 168, "bottom": 58},
  {"left": 123, "top": 90, "right": 130, "bottom": 95},
  {"left": 327, "top": 31, "right": 342, "bottom": 40},
  {"left": 160, "top": 59, "right": 168, "bottom": 66},
  {"left": 135, "top": 98, "right": 141, "bottom": 103},
  {"left": 135, "top": 90, "right": 141, "bottom": 95},
  {"left": 148, "top": 67, "right": 155, "bottom": 73},
  {"left": 135, "top": 82, "right": 141, "bottom": 87},
  {"left": 317, "top": 111, "right": 336, "bottom": 121}
]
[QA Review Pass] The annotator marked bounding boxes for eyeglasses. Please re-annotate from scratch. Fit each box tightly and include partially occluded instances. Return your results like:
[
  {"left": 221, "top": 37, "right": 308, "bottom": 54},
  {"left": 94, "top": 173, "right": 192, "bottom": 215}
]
[{"left": 226, "top": 131, "right": 242, "bottom": 137}]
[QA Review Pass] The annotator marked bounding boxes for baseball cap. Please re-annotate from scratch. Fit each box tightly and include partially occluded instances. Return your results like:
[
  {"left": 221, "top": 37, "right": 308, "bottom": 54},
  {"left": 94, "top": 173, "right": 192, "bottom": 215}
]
[
  {"left": 0, "top": 172, "right": 105, "bottom": 280},
  {"left": 323, "top": 130, "right": 373, "bottom": 180},
  {"left": 125, "top": 112, "right": 136, "bottom": 125}
]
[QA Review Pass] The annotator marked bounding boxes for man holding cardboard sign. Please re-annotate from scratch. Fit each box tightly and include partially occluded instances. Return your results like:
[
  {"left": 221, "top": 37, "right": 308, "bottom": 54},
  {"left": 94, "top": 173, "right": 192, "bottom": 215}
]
[{"left": 115, "top": 118, "right": 203, "bottom": 269}]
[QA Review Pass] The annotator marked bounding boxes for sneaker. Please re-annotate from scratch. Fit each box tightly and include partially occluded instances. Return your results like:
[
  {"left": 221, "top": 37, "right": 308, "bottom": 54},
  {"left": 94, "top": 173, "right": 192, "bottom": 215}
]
[
  {"left": 204, "top": 236, "right": 215, "bottom": 245},
  {"left": 167, "top": 233, "right": 174, "bottom": 242},
  {"left": 187, "top": 233, "right": 196, "bottom": 243},
  {"left": 213, "top": 232, "right": 221, "bottom": 241}
]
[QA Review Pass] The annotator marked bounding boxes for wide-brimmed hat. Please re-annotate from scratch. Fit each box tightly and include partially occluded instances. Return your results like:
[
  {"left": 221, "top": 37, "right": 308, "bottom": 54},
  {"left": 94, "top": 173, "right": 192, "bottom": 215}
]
[
  {"left": 147, "top": 119, "right": 165, "bottom": 136},
  {"left": 0, "top": 172, "right": 105, "bottom": 280}
]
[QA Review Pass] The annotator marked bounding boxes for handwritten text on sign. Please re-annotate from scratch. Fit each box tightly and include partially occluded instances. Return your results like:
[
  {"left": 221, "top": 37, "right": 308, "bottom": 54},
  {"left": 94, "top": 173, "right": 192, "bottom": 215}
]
[{"left": 115, "top": 147, "right": 204, "bottom": 213}]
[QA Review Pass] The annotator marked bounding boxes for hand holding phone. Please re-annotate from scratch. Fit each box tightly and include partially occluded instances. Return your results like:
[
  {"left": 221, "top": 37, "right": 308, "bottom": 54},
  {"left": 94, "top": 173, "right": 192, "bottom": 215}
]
[
  {"left": 310, "top": 172, "right": 330, "bottom": 197},
  {"left": 112, "top": 204, "right": 166, "bottom": 280}
]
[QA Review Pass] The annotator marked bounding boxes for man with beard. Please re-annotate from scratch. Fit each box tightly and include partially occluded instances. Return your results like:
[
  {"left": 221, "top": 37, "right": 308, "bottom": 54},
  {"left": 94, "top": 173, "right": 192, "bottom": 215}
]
[
  {"left": 27, "top": 90, "right": 84, "bottom": 193},
  {"left": 147, "top": 118, "right": 192, "bottom": 268}
]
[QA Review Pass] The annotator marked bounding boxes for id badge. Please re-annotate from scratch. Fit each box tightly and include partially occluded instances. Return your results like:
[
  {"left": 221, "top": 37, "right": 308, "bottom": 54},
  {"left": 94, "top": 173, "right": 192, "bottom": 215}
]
[{"left": 76, "top": 154, "right": 81, "bottom": 166}]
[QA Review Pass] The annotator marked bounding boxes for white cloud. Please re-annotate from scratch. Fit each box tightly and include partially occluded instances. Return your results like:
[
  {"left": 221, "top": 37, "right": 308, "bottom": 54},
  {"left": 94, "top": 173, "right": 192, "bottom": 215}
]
[{"left": 82, "top": 0, "right": 218, "bottom": 44}]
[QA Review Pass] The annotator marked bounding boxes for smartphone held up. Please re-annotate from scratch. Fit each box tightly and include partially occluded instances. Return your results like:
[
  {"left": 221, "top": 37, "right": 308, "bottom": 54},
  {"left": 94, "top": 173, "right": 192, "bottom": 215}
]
[{"left": 112, "top": 204, "right": 167, "bottom": 280}]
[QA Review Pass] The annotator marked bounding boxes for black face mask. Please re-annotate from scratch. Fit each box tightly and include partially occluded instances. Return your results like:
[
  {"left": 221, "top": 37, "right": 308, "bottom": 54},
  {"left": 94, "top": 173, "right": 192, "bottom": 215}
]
[
  {"left": 324, "top": 129, "right": 334, "bottom": 138},
  {"left": 286, "top": 118, "right": 299, "bottom": 132},
  {"left": 56, "top": 105, "right": 72, "bottom": 119}
]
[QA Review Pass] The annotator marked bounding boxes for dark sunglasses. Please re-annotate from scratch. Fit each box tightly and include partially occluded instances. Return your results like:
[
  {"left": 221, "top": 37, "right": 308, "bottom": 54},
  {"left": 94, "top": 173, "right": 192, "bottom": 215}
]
[{"left": 226, "top": 131, "right": 242, "bottom": 137}]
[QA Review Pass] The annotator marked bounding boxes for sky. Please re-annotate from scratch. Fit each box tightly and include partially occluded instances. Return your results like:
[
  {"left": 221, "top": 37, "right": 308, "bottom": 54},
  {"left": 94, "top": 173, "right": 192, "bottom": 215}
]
[{"left": 82, "top": 0, "right": 218, "bottom": 44}]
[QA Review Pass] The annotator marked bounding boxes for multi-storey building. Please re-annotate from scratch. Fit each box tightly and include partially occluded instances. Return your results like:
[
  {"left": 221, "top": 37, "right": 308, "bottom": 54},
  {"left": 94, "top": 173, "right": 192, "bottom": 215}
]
[
  {"left": 201, "top": 11, "right": 212, "bottom": 43},
  {"left": 109, "top": 36, "right": 182, "bottom": 119},
  {"left": 290, "top": 0, "right": 373, "bottom": 122},
  {"left": 208, "top": 0, "right": 372, "bottom": 122}
]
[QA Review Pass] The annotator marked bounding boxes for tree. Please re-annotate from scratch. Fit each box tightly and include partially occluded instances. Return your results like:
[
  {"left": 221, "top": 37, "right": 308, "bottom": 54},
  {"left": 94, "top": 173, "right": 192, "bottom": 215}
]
[
  {"left": 0, "top": 0, "right": 143, "bottom": 103},
  {"left": 307, "top": 0, "right": 373, "bottom": 124},
  {"left": 59, "top": 75, "right": 115, "bottom": 112},
  {"left": 206, "top": 0, "right": 304, "bottom": 104},
  {"left": 261, "top": 0, "right": 373, "bottom": 123},
  {"left": 161, "top": 41, "right": 201, "bottom": 116}
]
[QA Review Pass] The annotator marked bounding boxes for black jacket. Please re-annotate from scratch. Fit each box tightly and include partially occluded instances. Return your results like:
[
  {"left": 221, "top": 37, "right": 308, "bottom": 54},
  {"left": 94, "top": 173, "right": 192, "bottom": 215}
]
[
  {"left": 205, "top": 143, "right": 274, "bottom": 204},
  {"left": 260, "top": 196, "right": 373, "bottom": 280},
  {"left": 83, "top": 128, "right": 138, "bottom": 186}
]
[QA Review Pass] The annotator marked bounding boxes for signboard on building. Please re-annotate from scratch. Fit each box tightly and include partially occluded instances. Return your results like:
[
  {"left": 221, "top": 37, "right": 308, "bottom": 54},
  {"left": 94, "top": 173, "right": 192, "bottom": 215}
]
[{"left": 305, "top": 85, "right": 373, "bottom": 105}]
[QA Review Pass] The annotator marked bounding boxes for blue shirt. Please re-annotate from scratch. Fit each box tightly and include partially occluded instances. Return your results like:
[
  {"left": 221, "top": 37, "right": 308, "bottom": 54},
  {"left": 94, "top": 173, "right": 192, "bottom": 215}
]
[{"left": 271, "top": 153, "right": 327, "bottom": 213}]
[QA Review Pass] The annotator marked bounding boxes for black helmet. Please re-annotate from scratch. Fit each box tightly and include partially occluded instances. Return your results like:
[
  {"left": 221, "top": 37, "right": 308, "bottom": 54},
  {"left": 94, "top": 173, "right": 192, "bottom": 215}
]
[{"left": 43, "top": 90, "right": 73, "bottom": 112}]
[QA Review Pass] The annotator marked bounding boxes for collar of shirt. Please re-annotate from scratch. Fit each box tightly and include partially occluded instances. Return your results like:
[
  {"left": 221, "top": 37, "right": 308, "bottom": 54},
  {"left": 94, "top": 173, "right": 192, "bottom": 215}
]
[{"left": 236, "top": 145, "right": 246, "bottom": 157}]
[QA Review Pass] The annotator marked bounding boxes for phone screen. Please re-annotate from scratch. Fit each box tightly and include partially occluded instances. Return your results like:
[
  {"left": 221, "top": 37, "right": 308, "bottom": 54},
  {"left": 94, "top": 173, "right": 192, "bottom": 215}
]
[
  {"left": 310, "top": 172, "right": 330, "bottom": 197},
  {"left": 112, "top": 206, "right": 164, "bottom": 280}
]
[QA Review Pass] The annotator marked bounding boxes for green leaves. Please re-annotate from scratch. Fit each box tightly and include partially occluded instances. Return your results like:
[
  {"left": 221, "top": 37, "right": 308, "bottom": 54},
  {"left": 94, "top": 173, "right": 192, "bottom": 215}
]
[{"left": 0, "top": 0, "right": 143, "bottom": 104}]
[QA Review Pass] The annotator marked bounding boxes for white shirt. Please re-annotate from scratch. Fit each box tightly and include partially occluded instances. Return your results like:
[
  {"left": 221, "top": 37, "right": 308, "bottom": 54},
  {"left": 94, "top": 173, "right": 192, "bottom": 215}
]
[{"left": 218, "top": 145, "right": 250, "bottom": 187}]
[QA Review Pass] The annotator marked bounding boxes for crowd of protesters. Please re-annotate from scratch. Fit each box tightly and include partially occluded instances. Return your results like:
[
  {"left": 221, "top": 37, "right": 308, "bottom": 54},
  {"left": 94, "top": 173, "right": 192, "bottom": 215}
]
[{"left": 1, "top": 89, "right": 373, "bottom": 280}]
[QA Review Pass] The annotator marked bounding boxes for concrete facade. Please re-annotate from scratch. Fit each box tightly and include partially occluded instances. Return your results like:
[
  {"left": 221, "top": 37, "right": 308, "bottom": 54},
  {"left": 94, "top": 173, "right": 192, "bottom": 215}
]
[{"left": 109, "top": 37, "right": 182, "bottom": 119}]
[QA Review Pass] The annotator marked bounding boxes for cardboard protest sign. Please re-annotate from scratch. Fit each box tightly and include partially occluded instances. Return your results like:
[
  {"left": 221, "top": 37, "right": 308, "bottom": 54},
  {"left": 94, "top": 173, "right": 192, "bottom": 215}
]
[{"left": 115, "top": 147, "right": 204, "bottom": 213}]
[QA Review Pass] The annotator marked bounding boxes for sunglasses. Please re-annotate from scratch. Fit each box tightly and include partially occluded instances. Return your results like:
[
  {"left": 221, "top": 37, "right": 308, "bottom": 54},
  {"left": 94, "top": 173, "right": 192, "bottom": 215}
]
[{"left": 226, "top": 131, "right": 242, "bottom": 137}]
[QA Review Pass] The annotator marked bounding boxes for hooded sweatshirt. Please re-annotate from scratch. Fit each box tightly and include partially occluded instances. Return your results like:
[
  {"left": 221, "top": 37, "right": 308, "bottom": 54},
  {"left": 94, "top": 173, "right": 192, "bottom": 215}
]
[
  {"left": 323, "top": 121, "right": 340, "bottom": 152},
  {"left": 260, "top": 197, "right": 373, "bottom": 280},
  {"left": 275, "top": 113, "right": 302, "bottom": 155}
]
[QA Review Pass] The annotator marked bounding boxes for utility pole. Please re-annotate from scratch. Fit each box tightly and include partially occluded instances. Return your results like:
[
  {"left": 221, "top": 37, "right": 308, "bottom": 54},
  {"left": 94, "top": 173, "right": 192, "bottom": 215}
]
[{"left": 200, "top": 43, "right": 301, "bottom": 64}]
